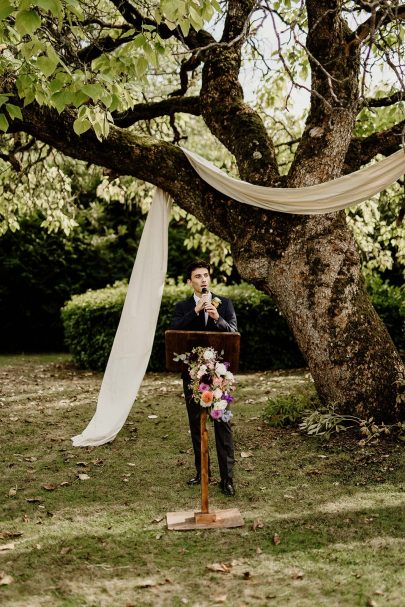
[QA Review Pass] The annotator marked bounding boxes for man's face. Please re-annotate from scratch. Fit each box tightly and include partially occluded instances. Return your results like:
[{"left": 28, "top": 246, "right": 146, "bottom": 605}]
[{"left": 188, "top": 267, "right": 211, "bottom": 296}]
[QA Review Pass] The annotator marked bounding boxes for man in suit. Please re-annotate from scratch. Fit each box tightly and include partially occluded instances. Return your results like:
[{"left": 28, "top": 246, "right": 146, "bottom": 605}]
[{"left": 170, "top": 260, "right": 237, "bottom": 496}]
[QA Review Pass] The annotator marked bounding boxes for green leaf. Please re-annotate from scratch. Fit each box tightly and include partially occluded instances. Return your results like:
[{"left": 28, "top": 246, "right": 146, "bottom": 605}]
[
  {"left": 0, "top": 112, "right": 9, "bottom": 131},
  {"left": 81, "top": 83, "right": 103, "bottom": 100},
  {"left": 15, "top": 9, "right": 41, "bottom": 36},
  {"left": 36, "top": 52, "right": 59, "bottom": 76},
  {"left": 133, "top": 33, "right": 146, "bottom": 48},
  {"left": 179, "top": 19, "right": 190, "bottom": 37},
  {"left": 48, "top": 77, "right": 64, "bottom": 93},
  {"left": 5, "top": 103, "right": 23, "bottom": 120},
  {"left": 50, "top": 90, "right": 73, "bottom": 113},
  {"left": 134, "top": 56, "right": 148, "bottom": 78},
  {"left": 36, "top": 0, "right": 62, "bottom": 16},
  {"left": 0, "top": 0, "right": 13, "bottom": 21},
  {"left": 0, "top": 93, "right": 10, "bottom": 107},
  {"left": 20, "top": 38, "right": 46, "bottom": 60},
  {"left": 71, "top": 90, "right": 90, "bottom": 107},
  {"left": 64, "top": 0, "right": 83, "bottom": 20},
  {"left": 73, "top": 116, "right": 91, "bottom": 135}
]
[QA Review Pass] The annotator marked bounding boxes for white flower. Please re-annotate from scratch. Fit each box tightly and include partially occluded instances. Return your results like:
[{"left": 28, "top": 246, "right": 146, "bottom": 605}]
[
  {"left": 214, "top": 400, "right": 228, "bottom": 411},
  {"left": 196, "top": 364, "right": 207, "bottom": 379},
  {"left": 203, "top": 349, "right": 215, "bottom": 361},
  {"left": 213, "top": 388, "right": 223, "bottom": 400},
  {"left": 225, "top": 371, "right": 234, "bottom": 381},
  {"left": 215, "top": 363, "right": 227, "bottom": 376}
]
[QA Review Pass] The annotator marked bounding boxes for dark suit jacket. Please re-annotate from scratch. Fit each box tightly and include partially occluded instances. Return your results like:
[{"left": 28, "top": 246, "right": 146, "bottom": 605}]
[{"left": 170, "top": 293, "right": 238, "bottom": 333}]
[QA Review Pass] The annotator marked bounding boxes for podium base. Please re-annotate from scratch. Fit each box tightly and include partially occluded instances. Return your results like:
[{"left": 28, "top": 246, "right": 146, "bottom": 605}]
[{"left": 166, "top": 508, "right": 244, "bottom": 531}]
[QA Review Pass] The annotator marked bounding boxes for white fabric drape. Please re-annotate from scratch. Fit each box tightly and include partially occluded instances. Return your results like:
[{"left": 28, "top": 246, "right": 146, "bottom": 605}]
[
  {"left": 182, "top": 147, "right": 405, "bottom": 214},
  {"left": 72, "top": 189, "right": 171, "bottom": 447},
  {"left": 72, "top": 148, "right": 404, "bottom": 447}
]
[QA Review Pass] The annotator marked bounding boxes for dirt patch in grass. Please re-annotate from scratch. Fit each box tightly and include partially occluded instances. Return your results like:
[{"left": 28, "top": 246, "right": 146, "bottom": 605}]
[{"left": 1, "top": 357, "right": 404, "bottom": 607}]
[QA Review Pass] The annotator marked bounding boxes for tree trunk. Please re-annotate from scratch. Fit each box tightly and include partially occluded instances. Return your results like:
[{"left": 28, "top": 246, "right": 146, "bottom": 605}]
[{"left": 231, "top": 211, "right": 405, "bottom": 422}]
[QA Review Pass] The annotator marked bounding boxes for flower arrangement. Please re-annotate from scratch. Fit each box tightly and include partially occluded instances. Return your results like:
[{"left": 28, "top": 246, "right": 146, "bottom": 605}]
[{"left": 174, "top": 346, "right": 235, "bottom": 422}]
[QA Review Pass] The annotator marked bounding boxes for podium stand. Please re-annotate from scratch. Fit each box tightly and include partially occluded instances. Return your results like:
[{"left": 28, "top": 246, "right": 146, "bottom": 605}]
[{"left": 165, "top": 330, "right": 244, "bottom": 531}]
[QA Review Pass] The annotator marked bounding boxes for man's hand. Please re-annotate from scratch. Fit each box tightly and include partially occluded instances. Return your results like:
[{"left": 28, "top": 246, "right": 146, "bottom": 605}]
[
  {"left": 194, "top": 293, "right": 209, "bottom": 314},
  {"left": 204, "top": 303, "right": 220, "bottom": 321}
]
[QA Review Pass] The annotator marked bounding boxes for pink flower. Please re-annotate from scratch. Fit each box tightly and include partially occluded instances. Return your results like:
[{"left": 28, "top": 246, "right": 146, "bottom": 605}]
[
  {"left": 210, "top": 409, "right": 223, "bottom": 420},
  {"left": 213, "top": 377, "right": 223, "bottom": 387},
  {"left": 198, "top": 383, "right": 210, "bottom": 392}
]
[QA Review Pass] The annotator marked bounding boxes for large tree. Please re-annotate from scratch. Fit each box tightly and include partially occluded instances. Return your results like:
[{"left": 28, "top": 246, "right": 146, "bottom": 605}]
[{"left": 0, "top": 0, "right": 404, "bottom": 421}]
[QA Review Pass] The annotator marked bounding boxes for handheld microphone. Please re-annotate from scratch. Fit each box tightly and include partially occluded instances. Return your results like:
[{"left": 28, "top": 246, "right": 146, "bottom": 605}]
[{"left": 201, "top": 287, "right": 208, "bottom": 295}]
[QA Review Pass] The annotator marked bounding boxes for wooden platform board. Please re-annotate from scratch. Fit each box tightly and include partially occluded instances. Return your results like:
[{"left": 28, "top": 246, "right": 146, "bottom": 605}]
[{"left": 167, "top": 508, "right": 244, "bottom": 531}]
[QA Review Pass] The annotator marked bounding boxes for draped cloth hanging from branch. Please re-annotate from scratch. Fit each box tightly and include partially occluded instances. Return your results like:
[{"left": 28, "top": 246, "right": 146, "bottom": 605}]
[{"left": 72, "top": 148, "right": 405, "bottom": 447}]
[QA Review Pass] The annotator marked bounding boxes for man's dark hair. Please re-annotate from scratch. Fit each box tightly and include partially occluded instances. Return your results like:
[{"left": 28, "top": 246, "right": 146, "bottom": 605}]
[{"left": 186, "top": 259, "right": 212, "bottom": 280}]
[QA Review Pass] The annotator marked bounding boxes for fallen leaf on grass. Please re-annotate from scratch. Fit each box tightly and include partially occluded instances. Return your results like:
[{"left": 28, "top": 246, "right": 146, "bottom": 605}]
[
  {"left": 26, "top": 498, "right": 43, "bottom": 504},
  {"left": 252, "top": 518, "right": 264, "bottom": 531},
  {"left": 76, "top": 461, "right": 88, "bottom": 467},
  {"left": 8, "top": 487, "right": 17, "bottom": 497},
  {"left": 0, "top": 572, "right": 14, "bottom": 585},
  {"left": 240, "top": 451, "right": 253, "bottom": 458},
  {"left": 127, "top": 462, "right": 136, "bottom": 467},
  {"left": 213, "top": 595, "right": 227, "bottom": 603},
  {"left": 366, "top": 600, "right": 377, "bottom": 607},
  {"left": 23, "top": 456, "right": 37, "bottom": 462},
  {"left": 273, "top": 533, "right": 281, "bottom": 545},
  {"left": 291, "top": 569, "right": 304, "bottom": 579},
  {"left": 152, "top": 516, "right": 164, "bottom": 523},
  {"left": 59, "top": 481, "right": 70, "bottom": 487},
  {"left": 0, "top": 543, "right": 15, "bottom": 552},
  {"left": 77, "top": 473, "right": 90, "bottom": 480},
  {"left": 133, "top": 578, "right": 159, "bottom": 588},
  {"left": 148, "top": 415, "right": 158, "bottom": 419},
  {"left": 206, "top": 563, "right": 232, "bottom": 573},
  {"left": 42, "top": 483, "right": 57, "bottom": 491}
]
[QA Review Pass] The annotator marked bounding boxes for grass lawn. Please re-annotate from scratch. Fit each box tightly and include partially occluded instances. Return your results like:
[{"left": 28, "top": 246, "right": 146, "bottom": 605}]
[{"left": 0, "top": 355, "right": 404, "bottom": 607}]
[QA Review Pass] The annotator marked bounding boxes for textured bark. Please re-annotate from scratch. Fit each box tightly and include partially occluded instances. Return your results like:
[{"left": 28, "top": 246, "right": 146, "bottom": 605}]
[
  {"left": 197, "top": 0, "right": 405, "bottom": 422},
  {"left": 3, "top": 1, "right": 405, "bottom": 422}
]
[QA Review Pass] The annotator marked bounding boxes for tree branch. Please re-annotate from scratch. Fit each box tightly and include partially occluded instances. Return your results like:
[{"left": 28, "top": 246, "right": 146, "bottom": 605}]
[
  {"left": 113, "top": 95, "right": 201, "bottom": 127},
  {"left": 365, "top": 91, "right": 405, "bottom": 107},
  {"left": 347, "top": 3, "right": 405, "bottom": 48},
  {"left": 77, "top": 32, "right": 136, "bottom": 63},
  {"left": 344, "top": 118, "right": 405, "bottom": 170},
  {"left": 200, "top": 0, "right": 279, "bottom": 185},
  {"left": 6, "top": 101, "right": 236, "bottom": 241}
]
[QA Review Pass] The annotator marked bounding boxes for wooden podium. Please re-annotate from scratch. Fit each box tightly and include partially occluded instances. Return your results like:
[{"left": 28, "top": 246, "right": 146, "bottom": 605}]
[{"left": 165, "top": 330, "right": 244, "bottom": 531}]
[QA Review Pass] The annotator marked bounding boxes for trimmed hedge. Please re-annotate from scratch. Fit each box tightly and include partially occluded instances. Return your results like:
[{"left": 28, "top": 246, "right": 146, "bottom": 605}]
[
  {"left": 61, "top": 279, "right": 405, "bottom": 372},
  {"left": 61, "top": 282, "right": 304, "bottom": 371}
]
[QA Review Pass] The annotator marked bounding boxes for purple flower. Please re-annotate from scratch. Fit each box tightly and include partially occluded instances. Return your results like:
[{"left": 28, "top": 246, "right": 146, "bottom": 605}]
[
  {"left": 223, "top": 361, "right": 231, "bottom": 369},
  {"left": 223, "top": 393, "right": 234, "bottom": 403},
  {"left": 198, "top": 383, "right": 210, "bottom": 392}
]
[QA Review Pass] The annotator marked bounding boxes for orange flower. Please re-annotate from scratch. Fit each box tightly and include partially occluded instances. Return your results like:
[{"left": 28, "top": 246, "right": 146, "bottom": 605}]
[{"left": 201, "top": 391, "right": 214, "bottom": 404}]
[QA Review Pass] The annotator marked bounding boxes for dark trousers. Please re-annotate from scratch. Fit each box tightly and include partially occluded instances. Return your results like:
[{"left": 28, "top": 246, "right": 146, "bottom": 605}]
[{"left": 183, "top": 379, "right": 234, "bottom": 480}]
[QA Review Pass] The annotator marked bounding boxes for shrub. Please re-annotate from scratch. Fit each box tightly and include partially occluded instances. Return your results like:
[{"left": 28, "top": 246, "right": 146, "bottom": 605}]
[
  {"left": 263, "top": 383, "right": 320, "bottom": 427},
  {"left": 61, "top": 277, "right": 405, "bottom": 372},
  {"left": 61, "top": 281, "right": 304, "bottom": 371}
]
